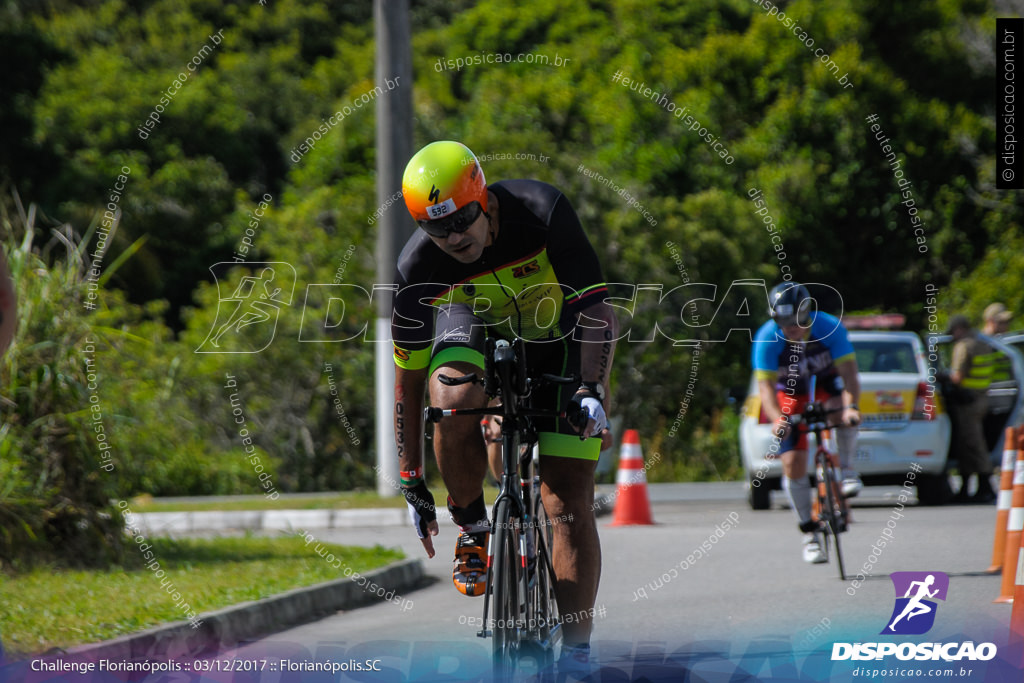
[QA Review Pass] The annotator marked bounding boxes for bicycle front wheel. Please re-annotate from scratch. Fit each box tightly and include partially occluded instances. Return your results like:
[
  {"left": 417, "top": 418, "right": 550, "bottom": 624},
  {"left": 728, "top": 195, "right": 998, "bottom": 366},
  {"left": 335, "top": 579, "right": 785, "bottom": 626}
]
[
  {"left": 816, "top": 474, "right": 832, "bottom": 561},
  {"left": 491, "top": 497, "right": 522, "bottom": 679},
  {"left": 530, "top": 489, "right": 561, "bottom": 649},
  {"left": 822, "top": 460, "right": 847, "bottom": 581}
]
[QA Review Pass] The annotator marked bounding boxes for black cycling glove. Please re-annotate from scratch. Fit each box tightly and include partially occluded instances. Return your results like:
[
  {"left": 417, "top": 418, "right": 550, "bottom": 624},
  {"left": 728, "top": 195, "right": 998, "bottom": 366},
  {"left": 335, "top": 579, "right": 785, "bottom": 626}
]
[
  {"left": 402, "top": 481, "right": 437, "bottom": 539},
  {"left": 566, "top": 392, "right": 607, "bottom": 440}
]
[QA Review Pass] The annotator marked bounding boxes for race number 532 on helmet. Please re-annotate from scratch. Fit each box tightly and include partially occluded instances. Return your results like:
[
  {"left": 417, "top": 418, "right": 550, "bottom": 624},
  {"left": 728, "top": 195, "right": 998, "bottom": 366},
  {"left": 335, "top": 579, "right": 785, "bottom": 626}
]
[
  {"left": 768, "top": 282, "right": 813, "bottom": 327},
  {"left": 402, "top": 141, "right": 488, "bottom": 237}
]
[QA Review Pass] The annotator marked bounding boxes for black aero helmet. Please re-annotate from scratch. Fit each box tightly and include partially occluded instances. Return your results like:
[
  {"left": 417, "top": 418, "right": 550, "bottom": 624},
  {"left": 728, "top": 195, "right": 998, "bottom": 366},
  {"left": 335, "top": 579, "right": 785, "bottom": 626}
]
[{"left": 768, "top": 282, "right": 813, "bottom": 326}]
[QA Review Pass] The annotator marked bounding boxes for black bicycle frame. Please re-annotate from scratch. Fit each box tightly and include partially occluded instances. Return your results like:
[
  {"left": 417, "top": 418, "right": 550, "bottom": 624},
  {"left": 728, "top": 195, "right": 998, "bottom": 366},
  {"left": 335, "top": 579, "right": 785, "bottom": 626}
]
[{"left": 424, "top": 337, "right": 579, "bottom": 638}]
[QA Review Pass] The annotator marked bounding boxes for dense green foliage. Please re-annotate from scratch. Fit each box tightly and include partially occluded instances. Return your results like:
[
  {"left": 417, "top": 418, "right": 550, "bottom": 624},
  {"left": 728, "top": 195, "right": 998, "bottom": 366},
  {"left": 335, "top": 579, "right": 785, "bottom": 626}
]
[
  {"left": 0, "top": 0, "right": 1017, "bottom": 564},
  {"left": 0, "top": 204, "right": 125, "bottom": 567}
]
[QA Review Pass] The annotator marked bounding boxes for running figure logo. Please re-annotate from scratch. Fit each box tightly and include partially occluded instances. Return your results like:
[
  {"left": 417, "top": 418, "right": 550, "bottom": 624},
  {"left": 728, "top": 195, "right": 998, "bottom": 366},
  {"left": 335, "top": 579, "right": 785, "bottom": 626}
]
[
  {"left": 196, "top": 262, "right": 296, "bottom": 353},
  {"left": 881, "top": 571, "right": 949, "bottom": 635}
]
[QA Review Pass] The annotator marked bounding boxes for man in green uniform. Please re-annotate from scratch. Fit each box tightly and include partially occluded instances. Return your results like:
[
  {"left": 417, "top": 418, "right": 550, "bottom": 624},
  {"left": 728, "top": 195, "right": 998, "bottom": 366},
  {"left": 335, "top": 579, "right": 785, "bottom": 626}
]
[{"left": 946, "top": 315, "right": 997, "bottom": 503}]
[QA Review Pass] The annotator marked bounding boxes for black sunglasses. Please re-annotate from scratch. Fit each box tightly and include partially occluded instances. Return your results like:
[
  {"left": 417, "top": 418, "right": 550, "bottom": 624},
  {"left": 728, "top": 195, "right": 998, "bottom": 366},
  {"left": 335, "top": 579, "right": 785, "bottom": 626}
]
[
  {"left": 774, "top": 313, "right": 811, "bottom": 327},
  {"left": 418, "top": 201, "right": 483, "bottom": 238}
]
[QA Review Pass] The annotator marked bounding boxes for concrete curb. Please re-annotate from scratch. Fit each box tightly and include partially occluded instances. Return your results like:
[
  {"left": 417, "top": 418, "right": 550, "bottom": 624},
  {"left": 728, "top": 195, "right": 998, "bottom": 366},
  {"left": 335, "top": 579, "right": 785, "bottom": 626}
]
[
  {"left": 131, "top": 483, "right": 753, "bottom": 533},
  {"left": 135, "top": 508, "right": 408, "bottom": 534},
  {"left": 42, "top": 559, "right": 427, "bottom": 665}
]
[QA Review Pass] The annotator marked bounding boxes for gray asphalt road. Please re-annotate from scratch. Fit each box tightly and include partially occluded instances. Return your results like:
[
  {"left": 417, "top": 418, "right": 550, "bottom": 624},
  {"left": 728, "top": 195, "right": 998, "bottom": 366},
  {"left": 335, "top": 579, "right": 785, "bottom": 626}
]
[{"left": 215, "top": 485, "right": 1023, "bottom": 682}]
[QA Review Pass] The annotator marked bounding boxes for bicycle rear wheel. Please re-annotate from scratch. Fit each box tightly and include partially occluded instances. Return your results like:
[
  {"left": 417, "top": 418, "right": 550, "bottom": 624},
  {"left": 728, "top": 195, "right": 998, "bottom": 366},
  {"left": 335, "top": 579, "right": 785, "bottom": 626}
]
[{"left": 491, "top": 497, "right": 522, "bottom": 679}]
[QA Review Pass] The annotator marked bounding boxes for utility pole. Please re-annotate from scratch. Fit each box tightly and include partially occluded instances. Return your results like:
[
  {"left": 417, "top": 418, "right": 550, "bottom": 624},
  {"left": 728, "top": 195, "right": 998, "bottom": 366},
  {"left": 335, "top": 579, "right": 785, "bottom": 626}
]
[{"left": 374, "top": 0, "right": 413, "bottom": 496}]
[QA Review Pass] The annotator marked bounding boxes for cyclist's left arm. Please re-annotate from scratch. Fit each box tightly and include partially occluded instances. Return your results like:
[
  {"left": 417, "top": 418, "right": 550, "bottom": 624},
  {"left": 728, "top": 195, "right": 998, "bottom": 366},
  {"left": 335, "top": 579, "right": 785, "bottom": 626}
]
[
  {"left": 575, "top": 301, "right": 618, "bottom": 445},
  {"left": 836, "top": 358, "right": 861, "bottom": 425},
  {"left": 817, "top": 314, "right": 860, "bottom": 426},
  {"left": 542, "top": 191, "right": 617, "bottom": 444}
]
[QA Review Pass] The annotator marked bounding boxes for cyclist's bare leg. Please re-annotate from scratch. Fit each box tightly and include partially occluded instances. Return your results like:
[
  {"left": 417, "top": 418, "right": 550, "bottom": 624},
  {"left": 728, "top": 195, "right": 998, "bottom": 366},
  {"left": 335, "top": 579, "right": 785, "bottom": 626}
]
[
  {"left": 781, "top": 449, "right": 808, "bottom": 481},
  {"left": 482, "top": 408, "right": 503, "bottom": 482},
  {"left": 429, "top": 361, "right": 489, "bottom": 507},
  {"left": 539, "top": 454, "right": 601, "bottom": 647},
  {"left": 823, "top": 394, "right": 855, "bottom": 470},
  {"left": 487, "top": 441, "right": 502, "bottom": 484}
]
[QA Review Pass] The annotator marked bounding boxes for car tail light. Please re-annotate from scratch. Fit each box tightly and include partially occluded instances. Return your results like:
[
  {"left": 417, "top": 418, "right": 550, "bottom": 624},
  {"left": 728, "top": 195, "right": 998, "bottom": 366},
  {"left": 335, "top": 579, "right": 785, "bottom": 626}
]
[{"left": 912, "top": 381, "right": 937, "bottom": 420}]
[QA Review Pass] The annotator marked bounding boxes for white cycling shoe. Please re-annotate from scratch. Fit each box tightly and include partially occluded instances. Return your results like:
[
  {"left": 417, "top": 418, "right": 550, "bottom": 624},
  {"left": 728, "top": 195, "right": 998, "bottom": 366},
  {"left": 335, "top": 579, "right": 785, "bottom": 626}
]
[
  {"left": 802, "top": 534, "right": 827, "bottom": 564},
  {"left": 557, "top": 643, "right": 592, "bottom": 677},
  {"left": 840, "top": 470, "right": 863, "bottom": 498}
]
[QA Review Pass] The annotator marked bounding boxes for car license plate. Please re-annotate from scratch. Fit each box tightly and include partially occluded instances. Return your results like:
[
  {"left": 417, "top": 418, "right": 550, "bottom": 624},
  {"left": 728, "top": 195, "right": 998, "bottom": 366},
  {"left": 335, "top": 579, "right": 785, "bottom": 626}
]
[{"left": 855, "top": 447, "right": 873, "bottom": 462}]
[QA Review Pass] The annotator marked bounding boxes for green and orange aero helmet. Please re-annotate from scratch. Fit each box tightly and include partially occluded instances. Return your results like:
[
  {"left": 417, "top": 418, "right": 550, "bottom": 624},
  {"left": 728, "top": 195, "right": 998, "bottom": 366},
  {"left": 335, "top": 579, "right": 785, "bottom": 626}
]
[{"left": 402, "top": 141, "right": 487, "bottom": 230}]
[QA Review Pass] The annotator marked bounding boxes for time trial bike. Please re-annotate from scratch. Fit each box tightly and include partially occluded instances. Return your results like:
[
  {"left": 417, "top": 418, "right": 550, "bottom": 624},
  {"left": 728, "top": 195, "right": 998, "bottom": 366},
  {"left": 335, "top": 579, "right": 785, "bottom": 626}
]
[{"left": 425, "top": 337, "right": 589, "bottom": 679}]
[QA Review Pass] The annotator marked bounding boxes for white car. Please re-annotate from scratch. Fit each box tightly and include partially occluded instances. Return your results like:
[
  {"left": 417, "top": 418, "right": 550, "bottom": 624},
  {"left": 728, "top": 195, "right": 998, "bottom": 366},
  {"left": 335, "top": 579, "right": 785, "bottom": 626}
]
[{"left": 740, "top": 331, "right": 951, "bottom": 509}]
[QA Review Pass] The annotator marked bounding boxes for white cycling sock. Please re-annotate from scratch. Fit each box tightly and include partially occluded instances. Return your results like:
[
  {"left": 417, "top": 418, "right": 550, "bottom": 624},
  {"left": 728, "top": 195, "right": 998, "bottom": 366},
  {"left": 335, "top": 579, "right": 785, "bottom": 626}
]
[
  {"left": 783, "top": 475, "right": 814, "bottom": 527},
  {"left": 836, "top": 426, "right": 857, "bottom": 472}
]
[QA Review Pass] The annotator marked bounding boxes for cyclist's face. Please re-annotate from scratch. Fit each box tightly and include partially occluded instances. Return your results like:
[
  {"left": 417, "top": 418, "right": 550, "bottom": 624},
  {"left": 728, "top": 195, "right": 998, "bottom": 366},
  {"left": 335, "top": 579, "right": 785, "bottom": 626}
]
[
  {"left": 780, "top": 322, "right": 810, "bottom": 342},
  {"left": 428, "top": 201, "right": 492, "bottom": 263}
]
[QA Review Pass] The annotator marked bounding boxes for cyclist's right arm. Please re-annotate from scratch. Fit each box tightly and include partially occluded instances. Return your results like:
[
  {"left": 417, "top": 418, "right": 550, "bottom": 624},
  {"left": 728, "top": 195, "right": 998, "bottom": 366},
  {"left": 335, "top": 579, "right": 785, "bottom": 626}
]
[
  {"left": 394, "top": 364, "right": 439, "bottom": 557},
  {"left": 758, "top": 377, "right": 790, "bottom": 439},
  {"left": 757, "top": 378, "right": 785, "bottom": 424},
  {"left": 752, "top": 321, "right": 789, "bottom": 437},
  {"left": 391, "top": 252, "right": 446, "bottom": 556}
]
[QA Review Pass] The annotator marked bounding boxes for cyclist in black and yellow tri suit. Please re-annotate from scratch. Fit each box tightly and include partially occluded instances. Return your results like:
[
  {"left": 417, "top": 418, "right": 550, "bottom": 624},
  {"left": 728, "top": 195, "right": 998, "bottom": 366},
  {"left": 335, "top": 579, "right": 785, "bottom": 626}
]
[{"left": 391, "top": 141, "right": 617, "bottom": 667}]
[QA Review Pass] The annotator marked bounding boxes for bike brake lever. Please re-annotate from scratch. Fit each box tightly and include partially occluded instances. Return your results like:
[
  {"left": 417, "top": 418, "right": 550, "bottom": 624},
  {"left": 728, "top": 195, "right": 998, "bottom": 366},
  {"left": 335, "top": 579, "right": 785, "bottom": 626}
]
[
  {"left": 539, "top": 372, "right": 580, "bottom": 386},
  {"left": 438, "top": 372, "right": 480, "bottom": 387}
]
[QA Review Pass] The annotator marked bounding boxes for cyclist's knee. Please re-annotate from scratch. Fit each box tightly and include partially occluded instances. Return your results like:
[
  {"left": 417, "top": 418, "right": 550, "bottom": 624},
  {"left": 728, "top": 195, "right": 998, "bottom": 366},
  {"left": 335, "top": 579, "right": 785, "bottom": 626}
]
[
  {"left": 541, "top": 494, "right": 593, "bottom": 535},
  {"left": 781, "top": 450, "right": 807, "bottom": 478}
]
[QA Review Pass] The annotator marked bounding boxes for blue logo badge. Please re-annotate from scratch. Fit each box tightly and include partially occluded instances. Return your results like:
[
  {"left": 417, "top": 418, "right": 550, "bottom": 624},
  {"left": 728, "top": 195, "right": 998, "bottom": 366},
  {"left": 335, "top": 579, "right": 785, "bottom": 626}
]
[{"left": 881, "top": 571, "right": 949, "bottom": 635}]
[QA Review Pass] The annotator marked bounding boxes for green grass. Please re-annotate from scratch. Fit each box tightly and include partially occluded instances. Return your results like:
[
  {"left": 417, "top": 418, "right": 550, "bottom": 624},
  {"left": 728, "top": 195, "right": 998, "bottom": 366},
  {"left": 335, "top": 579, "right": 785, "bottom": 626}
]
[
  {"left": 130, "top": 484, "right": 502, "bottom": 512},
  {"left": 0, "top": 535, "right": 404, "bottom": 659}
]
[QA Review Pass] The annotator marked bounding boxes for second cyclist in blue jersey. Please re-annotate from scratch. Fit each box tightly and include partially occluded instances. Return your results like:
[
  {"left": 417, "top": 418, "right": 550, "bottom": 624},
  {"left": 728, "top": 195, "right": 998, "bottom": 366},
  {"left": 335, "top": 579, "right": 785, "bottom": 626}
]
[{"left": 752, "top": 283, "right": 862, "bottom": 564}]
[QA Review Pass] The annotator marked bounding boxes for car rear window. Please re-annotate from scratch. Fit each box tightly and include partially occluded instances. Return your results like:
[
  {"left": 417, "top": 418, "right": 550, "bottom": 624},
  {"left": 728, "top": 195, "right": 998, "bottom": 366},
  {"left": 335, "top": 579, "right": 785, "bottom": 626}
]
[{"left": 852, "top": 340, "right": 918, "bottom": 373}]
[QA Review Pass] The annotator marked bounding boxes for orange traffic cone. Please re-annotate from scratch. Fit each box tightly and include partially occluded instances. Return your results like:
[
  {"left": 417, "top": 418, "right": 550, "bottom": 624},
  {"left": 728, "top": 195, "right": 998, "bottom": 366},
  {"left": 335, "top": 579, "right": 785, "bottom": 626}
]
[
  {"left": 995, "top": 431, "right": 1024, "bottom": 603},
  {"left": 610, "top": 429, "right": 654, "bottom": 526},
  {"left": 988, "top": 427, "right": 1019, "bottom": 574},
  {"left": 1010, "top": 544, "right": 1024, "bottom": 662}
]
